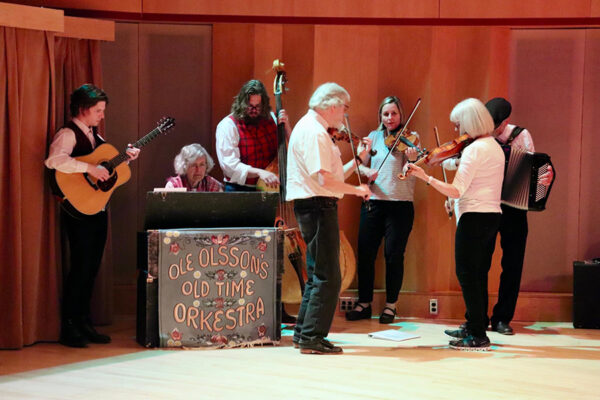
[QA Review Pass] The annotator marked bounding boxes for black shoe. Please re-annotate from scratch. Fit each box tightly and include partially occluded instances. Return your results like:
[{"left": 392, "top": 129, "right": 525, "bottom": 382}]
[
  {"left": 345, "top": 304, "right": 371, "bottom": 321},
  {"left": 59, "top": 319, "right": 89, "bottom": 348},
  {"left": 78, "top": 320, "right": 111, "bottom": 344},
  {"left": 444, "top": 327, "right": 469, "bottom": 339},
  {"left": 449, "top": 335, "right": 491, "bottom": 351},
  {"left": 299, "top": 339, "right": 343, "bottom": 354},
  {"left": 282, "top": 309, "right": 297, "bottom": 324},
  {"left": 492, "top": 321, "right": 514, "bottom": 335},
  {"left": 379, "top": 307, "right": 396, "bottom": 324}
]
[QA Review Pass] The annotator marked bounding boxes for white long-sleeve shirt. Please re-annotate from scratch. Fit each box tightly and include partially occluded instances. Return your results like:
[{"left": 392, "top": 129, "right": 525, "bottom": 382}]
[
  {"left": 450, "top": 136, "right": 504, "bottom": 221},
  {"left": 215, "top": 112, "right": 278, "bottom": 186},
  {"left": 45, "top": 118, "right": 97, "bottom": 173}
]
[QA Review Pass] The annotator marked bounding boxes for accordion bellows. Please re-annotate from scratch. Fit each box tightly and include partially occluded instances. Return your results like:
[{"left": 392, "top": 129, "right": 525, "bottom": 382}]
[{"left": 501, "top": 145, "right": 555, "bottom": 211}]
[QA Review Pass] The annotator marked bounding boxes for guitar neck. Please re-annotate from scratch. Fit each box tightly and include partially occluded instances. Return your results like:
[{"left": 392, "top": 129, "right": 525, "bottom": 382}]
[{"left": 107, "top": 126, "right": 162, "bottom": 168}]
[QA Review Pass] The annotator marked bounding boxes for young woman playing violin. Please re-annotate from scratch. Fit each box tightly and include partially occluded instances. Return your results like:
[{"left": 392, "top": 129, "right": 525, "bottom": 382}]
[
  {"left": 404, "top": 98, "right": 504, "bottom": 351},
  {"left": 345, "top": 96, "right": 421, "bottom": 324}
]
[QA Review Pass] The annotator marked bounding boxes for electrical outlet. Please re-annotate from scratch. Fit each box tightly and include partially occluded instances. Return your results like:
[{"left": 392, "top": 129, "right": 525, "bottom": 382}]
[
  {"left": 339, "top": 297, "right": 358, "bottom": 312},
  {"left": 429, "top": 298, "right": 438, "bottom": 315}
]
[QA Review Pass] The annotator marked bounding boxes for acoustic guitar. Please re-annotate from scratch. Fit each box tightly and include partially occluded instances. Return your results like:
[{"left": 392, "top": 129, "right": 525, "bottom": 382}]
[{"left": 54, "top": 117, "right": 175, "bottom": 215}]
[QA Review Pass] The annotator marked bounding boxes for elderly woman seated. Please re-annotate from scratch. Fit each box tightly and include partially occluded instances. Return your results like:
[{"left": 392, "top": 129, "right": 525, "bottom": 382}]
[{"left": 165, "top": 143, "right": 223, "bottom": 192}]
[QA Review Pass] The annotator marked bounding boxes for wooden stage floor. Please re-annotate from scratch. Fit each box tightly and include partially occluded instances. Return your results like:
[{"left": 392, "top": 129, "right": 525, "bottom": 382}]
[{"left": 1, "top": 315, "right": 600, "bottom": 399}]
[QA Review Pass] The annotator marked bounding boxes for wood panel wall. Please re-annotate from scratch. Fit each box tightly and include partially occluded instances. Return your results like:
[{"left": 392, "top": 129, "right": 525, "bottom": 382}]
[
  {"left": 7, "top": 0, "right": 600, "bottom": 20},
  {"left": 211, "top": 24, "right": 510, "bottom": 295},
  {"left": 8, "top": 0, "right": 593, "bottom": 319}
]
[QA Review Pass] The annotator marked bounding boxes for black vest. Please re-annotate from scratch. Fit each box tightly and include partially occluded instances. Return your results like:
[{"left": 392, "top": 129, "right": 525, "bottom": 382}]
[{"left": 49, "top": 121, "right": 105, "bottom": 198}]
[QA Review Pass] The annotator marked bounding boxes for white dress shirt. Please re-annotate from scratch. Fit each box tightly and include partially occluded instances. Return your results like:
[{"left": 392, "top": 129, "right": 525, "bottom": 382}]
[
  {"left": 45, "top": 118, "right": 97, "bottom": 173},
  {"left": 286, "top": 109, "right": 345, "bottom": 200}
]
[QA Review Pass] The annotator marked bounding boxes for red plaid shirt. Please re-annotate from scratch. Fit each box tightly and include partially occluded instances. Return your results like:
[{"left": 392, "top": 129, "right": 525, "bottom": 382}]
[{"left": 230, "top": 116, "right": 277, "bottom": 185}]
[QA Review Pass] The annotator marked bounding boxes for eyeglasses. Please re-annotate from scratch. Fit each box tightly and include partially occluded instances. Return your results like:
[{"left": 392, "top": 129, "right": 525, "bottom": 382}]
[{"left": 247, "top": 104, "right": 262, "bottom": 111}]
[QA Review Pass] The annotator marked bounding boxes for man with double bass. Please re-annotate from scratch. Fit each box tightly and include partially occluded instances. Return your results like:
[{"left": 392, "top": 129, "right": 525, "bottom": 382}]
[
  {"left": 45, "top": 84, "right": 140, "bottom": 348},
  {"left": 215, "top": 79, "right": 290, "bottom": 192}
]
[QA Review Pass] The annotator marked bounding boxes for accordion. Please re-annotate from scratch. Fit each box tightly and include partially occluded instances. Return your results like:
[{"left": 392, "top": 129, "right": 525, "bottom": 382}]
[{"left": 500, "top": 145, "right": 555, "bottom": 211}]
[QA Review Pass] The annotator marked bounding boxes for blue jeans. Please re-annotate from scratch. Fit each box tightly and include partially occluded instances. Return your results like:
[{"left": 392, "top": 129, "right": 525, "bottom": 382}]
[
  {"left": 357, "top": 200, "right": 414, "bottom": 304},
  {"left": 293, "top": 197, "right": 341, "bottom": 343}
]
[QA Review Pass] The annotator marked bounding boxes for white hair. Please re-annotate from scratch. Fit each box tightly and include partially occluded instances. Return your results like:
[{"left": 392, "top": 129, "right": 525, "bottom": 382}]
[
  {"left": 450, "top": 98, "right": 495, "bottom": 138},
  {"left": 308, "top": 82, "right": 350, "bottom": 111},
  {"left": 173, "top": 143, "right": 214, "bottom": 175}
]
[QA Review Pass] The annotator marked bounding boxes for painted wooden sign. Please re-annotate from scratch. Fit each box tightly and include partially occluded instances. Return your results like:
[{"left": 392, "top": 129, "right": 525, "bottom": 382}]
[{"left": 150, "top": 228, "right": 281, "bottom": 348}]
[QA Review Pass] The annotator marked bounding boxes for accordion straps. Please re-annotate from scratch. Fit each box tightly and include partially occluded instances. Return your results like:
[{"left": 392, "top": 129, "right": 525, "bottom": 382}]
[{"left": 507, "top": 126, "right": 525, "bottom": 145}]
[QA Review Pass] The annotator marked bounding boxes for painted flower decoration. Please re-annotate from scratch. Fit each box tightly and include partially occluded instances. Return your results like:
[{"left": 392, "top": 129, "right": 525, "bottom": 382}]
[
  {"left": 211, "top": 334, "right": 228, "bottom": 345},
  {"left": 257, "top": 241, "right": 267, "bottom": 252},
  {"left": 169, "top": 242, "right": 180, "bottom": 255},
  {"left": 257, "top": 324, "right": 267, "bottom": 337},
  {"left": 215, "top": 297, "right": 225, "bottom": 309},
  {"left": 216, "top": 269, "right": 226, "bottom": 281},
  {"left": 171, "top": 328, "right": 182, "bottom": 341},
  {"left": 211, "top": 234, "right": 229, "bottom": 245}
]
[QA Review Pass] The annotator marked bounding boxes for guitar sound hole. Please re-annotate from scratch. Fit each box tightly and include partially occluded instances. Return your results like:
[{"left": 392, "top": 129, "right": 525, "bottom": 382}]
[{"left": 97, "top": 162, "right": 117, "bottom": 192}]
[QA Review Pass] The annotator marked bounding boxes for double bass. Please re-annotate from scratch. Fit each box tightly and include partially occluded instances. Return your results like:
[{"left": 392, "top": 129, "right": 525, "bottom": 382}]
[{"left": 256, "top": 60, "right": 306, "bottom": 304}]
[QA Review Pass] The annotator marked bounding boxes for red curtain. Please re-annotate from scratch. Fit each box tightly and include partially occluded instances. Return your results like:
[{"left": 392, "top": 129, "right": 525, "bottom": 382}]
[
  {"left": 0, "top": 27, "right": 59, "bottom": 349},
  {"left": 0, "top": 30, "right": 109, "bottom": 348}
]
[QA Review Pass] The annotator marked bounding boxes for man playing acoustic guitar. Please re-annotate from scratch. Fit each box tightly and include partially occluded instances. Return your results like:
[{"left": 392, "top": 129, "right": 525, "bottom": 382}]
[{"left": 45, "top": 84, "right": 140, "bottom": 348}]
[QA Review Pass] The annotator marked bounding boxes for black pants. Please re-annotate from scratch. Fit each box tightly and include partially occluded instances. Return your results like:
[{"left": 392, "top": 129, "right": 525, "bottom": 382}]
[
  {"left": 60, "top": 208, "right": 108, "bottom": 323},
  {"left": 455, "top": 212, "right": 501, "bottom": 338},
  {"left": 491, "top": 204, "right": 528, "bottom": 326},
  {"left": 357, "top": 200, "right": 414, "bottom": 304},
  {"left": 293, "top": 197, "right": 341, "bottom": 343}
]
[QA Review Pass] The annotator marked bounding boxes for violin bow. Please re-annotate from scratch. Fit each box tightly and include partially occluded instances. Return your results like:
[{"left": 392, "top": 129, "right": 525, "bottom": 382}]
[
  {"left": 376, "top": 97, "right": 422, "bottom": 176},
  {"left": 344, "top": 114, "right": 363, "bottom": 186},
  {"left": 434, "top": 126, "right": 454, "bottom": 218}
]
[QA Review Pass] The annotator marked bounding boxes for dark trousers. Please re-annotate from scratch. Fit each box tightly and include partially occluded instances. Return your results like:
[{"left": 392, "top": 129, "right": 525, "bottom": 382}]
[
  {"left": 293, "top": 197, "right": 341, "bottom": 343},
  {"left": 60, "top": 208, "right": 108, "bottom": 323},
  {"left": 491, "top": 204, "right": 528, "bottom": 325},
  {"left": 357, "top": 200, "right": 414, "bottom": 304},
  {"left": 455, "top": 212, "right": 501, "bottom": 337}
]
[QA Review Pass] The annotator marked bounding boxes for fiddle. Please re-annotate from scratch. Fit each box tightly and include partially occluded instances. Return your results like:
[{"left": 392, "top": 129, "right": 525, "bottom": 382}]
[
  {"left": 327, "top": 126, "right": 377, "bottom": 156},
  {"left": 375, "top": 98, "right": 423, "bottom": 176},
  {"left": 383, "top": 125, "right": 421, "bottom": 153},
  {"left": 397, "top": 133, "right": 473, "bottom": 180}
]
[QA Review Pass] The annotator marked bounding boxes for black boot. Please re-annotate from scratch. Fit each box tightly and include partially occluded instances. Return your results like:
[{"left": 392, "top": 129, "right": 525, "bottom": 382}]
[
  {"left": 78, "top": 318, "right": 111, "bottom": 344},
  {"left": 282, "top": 307, "right": 297, "bottom": 324},
  {"left": 59, "top": 318, "right": 89, "bottom": 348}
]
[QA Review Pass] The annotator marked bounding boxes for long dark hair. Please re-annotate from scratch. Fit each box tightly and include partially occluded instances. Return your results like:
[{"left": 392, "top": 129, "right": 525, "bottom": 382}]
[
  {"left": 377, "top": 96, "right": 405, "bottom": 132},
  {"left": 69, "top": 83, "right": 108, "bottom": 117},
  {"left": 231, "top": 80, "right": 272, "bottom": 120}
]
